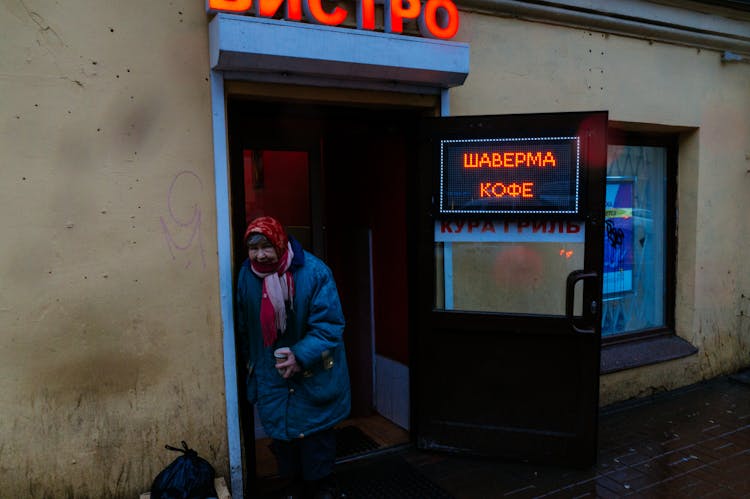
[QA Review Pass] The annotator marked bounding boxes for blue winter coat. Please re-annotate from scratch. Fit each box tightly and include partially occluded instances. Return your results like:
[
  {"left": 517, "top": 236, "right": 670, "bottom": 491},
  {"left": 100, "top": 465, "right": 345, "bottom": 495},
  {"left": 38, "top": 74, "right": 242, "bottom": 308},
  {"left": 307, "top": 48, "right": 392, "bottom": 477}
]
[{"left": 236, "top": 237, "right": 351, "bottom": 441}]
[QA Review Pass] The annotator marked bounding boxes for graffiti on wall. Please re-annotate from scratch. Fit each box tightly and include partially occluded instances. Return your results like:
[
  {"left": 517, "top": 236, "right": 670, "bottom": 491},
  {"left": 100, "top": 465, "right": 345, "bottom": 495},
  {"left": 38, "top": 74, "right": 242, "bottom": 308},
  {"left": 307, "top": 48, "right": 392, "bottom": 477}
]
[{"left": 160, "top": 170, "right": 206, "bottom": 270}]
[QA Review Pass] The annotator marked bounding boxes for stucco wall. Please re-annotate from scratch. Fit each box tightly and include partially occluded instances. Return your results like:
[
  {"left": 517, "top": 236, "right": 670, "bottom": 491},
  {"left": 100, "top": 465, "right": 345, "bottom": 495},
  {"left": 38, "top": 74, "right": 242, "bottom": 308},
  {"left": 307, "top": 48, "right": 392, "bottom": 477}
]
[
  {"left": 2, "top": 0, "right": 749, "bottom": 496},
  {"left": 0, "top": 1, "right": 227, "bottom": 497},
  {"left": 450, "top": 12, "right": 750, "bottom": 405}
]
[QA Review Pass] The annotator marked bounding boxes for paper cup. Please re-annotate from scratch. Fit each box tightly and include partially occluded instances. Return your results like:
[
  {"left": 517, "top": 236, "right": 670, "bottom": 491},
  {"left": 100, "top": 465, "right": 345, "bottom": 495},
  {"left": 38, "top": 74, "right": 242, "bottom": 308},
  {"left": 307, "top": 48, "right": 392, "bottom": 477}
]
[{"left": 274, "top": 349, "right": 288, "bottom": 374}]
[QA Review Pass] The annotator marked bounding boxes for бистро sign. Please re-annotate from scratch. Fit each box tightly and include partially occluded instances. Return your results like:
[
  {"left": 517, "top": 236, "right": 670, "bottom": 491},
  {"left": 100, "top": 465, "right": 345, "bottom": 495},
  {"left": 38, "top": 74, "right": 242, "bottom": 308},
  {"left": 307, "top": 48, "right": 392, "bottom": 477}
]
[{"left": 207, "top": 0, "right": 460, "bottom": 40}]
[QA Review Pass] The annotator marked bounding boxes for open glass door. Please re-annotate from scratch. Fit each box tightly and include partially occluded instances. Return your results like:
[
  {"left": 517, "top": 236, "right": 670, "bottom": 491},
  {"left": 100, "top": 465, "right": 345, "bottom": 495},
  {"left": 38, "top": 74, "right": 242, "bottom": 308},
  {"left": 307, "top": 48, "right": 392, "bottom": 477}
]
[{"left": 414, "top": 111, "right": 608, "bottom": 466}]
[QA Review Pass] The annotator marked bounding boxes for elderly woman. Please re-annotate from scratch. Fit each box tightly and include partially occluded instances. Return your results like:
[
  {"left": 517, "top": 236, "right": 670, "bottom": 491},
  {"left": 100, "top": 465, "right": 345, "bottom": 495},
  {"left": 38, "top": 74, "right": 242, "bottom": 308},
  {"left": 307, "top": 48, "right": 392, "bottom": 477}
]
[{"left": 236, "top": 216, "right": 350, "bottom": 499}]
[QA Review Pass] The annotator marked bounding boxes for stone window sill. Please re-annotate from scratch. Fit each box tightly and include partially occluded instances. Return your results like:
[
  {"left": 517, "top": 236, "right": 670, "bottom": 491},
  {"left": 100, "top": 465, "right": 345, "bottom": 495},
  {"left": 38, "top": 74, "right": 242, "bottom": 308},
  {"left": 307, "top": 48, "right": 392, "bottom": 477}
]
[{"left": 601, "top": 334, "right": 698, "bottom": 374}]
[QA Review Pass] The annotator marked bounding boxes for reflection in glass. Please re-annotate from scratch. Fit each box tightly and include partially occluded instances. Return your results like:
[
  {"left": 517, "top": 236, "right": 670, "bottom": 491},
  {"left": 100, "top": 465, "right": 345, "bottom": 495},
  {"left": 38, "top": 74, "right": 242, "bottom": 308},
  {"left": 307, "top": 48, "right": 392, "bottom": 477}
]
[
  {"left": 601, "top": 145, "right": 667, "bottom": 336},
  {"left": 435, "top": 240, "right": 584, "bottom": 315}
]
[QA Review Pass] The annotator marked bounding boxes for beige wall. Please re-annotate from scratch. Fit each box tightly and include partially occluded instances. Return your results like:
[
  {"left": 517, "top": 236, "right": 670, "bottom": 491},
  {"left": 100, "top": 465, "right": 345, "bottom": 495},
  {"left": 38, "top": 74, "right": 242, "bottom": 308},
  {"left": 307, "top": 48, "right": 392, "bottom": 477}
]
[
  {"left": 450, "top": 12, "right": 750, "bottom": 404},
  {"left": 0, "top": 1, "right": 227, "bottom": 497},
  {"left": 2, "top": 1, "right": 749, "bottom": 496}
]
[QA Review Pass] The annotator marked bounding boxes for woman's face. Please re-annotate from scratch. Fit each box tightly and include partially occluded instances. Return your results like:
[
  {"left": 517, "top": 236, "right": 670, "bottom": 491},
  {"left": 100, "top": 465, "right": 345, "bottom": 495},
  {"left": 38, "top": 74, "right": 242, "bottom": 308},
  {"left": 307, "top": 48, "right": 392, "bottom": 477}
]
[{"left": 247, "top": 239, "right": 279, "bottom": 265}]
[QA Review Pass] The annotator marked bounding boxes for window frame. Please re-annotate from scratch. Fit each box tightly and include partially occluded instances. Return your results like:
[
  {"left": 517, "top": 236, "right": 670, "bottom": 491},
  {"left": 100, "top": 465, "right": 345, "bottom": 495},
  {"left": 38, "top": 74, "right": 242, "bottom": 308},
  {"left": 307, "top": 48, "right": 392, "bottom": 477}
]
[{"left": 600, "top": 129, "right": 696, "bottom": 373}]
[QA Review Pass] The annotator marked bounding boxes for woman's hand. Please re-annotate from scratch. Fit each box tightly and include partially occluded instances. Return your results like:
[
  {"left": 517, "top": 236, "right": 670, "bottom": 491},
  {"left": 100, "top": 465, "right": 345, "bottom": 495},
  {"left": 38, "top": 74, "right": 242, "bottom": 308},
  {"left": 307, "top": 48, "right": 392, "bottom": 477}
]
[{"left": 274, "top": 347, "right": 302, "bottom": 379}]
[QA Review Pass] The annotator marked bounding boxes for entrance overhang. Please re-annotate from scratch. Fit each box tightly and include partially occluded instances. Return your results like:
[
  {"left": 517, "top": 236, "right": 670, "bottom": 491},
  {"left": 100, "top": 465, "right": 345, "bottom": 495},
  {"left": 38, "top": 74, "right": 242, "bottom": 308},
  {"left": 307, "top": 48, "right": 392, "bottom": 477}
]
[{"left": 208, "top": 13, "right": 470, "bottom": 92}]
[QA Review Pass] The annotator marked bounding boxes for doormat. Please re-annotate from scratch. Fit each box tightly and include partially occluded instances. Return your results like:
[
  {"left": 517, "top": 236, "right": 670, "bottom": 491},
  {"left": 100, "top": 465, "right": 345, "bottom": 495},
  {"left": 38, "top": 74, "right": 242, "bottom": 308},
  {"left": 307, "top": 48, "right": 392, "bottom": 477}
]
[
  {"left": 336, "top": 425, "right": 381, "bottom": 459},
  {"left": 337, "top": 455, "right": 455, "bottom": 499}
]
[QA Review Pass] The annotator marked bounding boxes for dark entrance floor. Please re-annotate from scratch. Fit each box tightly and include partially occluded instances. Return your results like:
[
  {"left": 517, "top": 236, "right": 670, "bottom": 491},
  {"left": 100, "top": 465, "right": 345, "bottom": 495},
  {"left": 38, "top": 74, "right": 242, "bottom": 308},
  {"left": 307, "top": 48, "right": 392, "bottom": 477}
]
[{"left": 331, "top": 371, "right": 750, "bottom": 498}]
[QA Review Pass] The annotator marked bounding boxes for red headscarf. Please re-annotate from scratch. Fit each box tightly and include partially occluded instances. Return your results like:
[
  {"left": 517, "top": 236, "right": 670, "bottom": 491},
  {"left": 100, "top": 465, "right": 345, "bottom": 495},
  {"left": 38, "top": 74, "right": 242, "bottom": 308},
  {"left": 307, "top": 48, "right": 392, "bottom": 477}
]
[
  {"left": 244, "top": 216, "right": 288, "bottom": 258},
  {"left": 244, "top": 217, "right": 295, "bottom": 347}
]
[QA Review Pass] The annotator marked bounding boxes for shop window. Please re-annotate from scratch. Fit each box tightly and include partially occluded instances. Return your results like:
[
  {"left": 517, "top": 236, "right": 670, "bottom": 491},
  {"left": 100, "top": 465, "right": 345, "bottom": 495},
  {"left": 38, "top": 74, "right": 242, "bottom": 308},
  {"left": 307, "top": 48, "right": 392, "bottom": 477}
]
[
  {"left": 602, "top": 144, "right": 668, "bottom": 337},
  {"left": 600, "top": 132, "right": 696, "bottom": 372}
]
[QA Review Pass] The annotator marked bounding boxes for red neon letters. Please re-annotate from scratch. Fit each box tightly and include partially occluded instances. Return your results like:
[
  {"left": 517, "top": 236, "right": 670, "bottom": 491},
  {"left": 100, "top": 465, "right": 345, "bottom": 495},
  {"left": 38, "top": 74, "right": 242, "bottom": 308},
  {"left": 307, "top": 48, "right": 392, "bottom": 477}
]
[
  {"left": 209, "top": 0, "right": 252, "bottom": 12},
  {"left": 304, "top": 0, "right": 348, "bottom": 25},
  {"left": 207, "top": 0, "right": 460, "bottom": 40},
  {"left": 417, "top": 0, "right": 459, "bottom": 40},
  {"left": 464, "top": 152, "right": 558, "bottom": 200},
  {"left": 464, "top": 151, "right": 557, "bottom": 168},
  {"left": 480, "top": 182, "right": 534, "bottom": 199}
]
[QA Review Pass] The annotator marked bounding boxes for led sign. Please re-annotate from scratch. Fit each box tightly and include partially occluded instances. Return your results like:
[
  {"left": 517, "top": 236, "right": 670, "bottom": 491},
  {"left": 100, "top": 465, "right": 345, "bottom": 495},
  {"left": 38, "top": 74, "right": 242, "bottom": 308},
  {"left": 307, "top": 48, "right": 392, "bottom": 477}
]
[
  {"left": 207, "top": 0, "right": 460, "bottom": 39},
  {"left": 439, "top": 136, "right": 581, "bottom": 215}
]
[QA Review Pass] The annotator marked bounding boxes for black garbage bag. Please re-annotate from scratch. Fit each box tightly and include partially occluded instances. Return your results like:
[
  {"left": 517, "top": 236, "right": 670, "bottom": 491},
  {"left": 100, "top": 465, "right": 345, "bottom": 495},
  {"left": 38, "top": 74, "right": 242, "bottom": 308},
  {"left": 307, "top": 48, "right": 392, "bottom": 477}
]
[{"left": 150, "top": 441, "right": 217, "bottom": 499}]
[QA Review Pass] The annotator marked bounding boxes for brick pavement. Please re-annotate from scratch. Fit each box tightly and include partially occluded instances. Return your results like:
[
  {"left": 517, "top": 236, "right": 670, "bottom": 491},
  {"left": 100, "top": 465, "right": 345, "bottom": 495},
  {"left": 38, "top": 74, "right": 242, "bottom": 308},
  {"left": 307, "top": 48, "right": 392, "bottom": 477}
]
[{"left": 397, "top": 372, "right": 750, "bottom": 498}]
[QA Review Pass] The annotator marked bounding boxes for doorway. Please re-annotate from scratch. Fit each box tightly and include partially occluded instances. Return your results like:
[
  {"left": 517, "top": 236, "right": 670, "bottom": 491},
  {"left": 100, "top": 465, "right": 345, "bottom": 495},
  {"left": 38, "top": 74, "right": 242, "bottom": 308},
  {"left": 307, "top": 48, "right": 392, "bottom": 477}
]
[{"left": 226, "top": 95, "right": 431, "bottom": 493}]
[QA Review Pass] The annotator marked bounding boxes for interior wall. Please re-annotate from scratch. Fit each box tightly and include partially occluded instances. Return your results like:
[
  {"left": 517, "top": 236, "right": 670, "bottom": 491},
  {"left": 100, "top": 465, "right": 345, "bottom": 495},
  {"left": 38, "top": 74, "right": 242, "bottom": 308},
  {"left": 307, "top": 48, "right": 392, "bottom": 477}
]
[
  {"left": 324, "top": 111, "right": 415, "bottom": 366},
  {"left": 243, "top": 150, "right": 311, "bottom": 229}
]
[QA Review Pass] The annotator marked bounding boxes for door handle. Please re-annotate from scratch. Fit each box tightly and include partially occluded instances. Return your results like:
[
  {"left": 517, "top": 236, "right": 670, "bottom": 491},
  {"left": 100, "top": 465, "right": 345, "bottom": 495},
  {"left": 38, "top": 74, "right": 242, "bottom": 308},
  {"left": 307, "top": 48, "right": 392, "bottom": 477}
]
[{"left": 565, "top": 270, "right": 599, "bottom": 335}]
